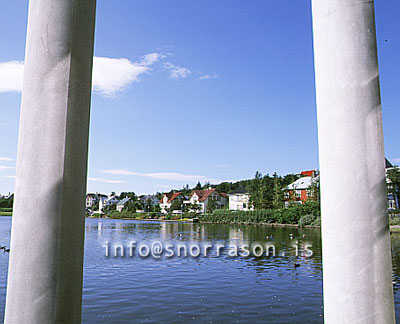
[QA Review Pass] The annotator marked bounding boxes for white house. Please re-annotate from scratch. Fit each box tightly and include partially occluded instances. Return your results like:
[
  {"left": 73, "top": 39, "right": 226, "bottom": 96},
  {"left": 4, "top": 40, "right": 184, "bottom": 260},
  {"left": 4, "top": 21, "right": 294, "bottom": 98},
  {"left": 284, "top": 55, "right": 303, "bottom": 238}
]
[
  {"left": 98, "top": 193, "right": 121, "bottom": 212},
  {"left": 386, "top": 158, "right": 399, "bottom": 210},
  {"left": 228, "top": 188, "right": 252, "bottom": 211},
  {"left": 184, "top": 188, "right": 228, "bottom": 213},
  {"left": 86, "top": 193, "right": 107, "bottom": 209},
  {"left": 284, "top": 175, "right": 320, "bottom": 206},
  {"left": 159, "top": 192, "right": 185, "bottom": 214},
  {"left": 86, "top": 193, "right": 97, "bottom": 208},
  {"left": 116, "top": 197, "right": 130, "bottom": 212}
]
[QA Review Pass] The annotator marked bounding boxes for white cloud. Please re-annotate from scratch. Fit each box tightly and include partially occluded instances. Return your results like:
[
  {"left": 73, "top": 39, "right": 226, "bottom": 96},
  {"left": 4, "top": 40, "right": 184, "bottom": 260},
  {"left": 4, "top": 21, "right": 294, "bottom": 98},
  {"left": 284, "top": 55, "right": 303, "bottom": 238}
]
[
  {"left": 4, "top": 175, "right": 15, "bottom": 179},
  {"left": 0, "top": 165, "right": 15, "bottom": 171},
  {"left": 140, "top": 53, "right": 165, "bottom": 66},
  {"left": 0, "top": 157, "right": 14, "bottom": 161},
  {"left": 0, "top": 52, "right": 166, "bottom": 97},
  {"left": 164, "top": 62, "right": 191, "bottom": 80},
  {"left": 92, "top": 57, "right": 151, "bottom": 97},
  {"left": 0, "top": 61, "right": 24, "bottom": 93},
  {"left": 88, "top": 177, "right": 127, "bottom": 184},
  {"left": 198, "top": 73, "right": 219, "bottom": 80}
]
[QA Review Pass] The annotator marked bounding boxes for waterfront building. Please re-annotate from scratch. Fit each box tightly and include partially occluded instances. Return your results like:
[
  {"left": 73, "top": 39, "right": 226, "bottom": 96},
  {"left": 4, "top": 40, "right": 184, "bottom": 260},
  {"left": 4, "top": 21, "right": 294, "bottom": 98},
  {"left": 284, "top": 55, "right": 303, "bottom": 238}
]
[{"left": 228, "top": 188, "right": 253, "bottom": 211}]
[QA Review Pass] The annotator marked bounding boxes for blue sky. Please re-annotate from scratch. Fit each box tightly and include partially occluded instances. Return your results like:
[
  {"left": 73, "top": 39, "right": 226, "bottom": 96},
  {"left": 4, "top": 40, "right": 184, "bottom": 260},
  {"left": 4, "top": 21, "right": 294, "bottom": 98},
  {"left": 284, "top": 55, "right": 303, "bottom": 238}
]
[{"left": 0, "top": 0, "right": 399, "bottom": 195}]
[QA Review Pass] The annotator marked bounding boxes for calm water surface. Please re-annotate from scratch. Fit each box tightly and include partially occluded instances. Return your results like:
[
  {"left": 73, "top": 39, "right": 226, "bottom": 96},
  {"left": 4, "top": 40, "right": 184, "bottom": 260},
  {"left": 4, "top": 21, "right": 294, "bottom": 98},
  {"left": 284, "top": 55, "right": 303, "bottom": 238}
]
[{"left": 0, "top": 217, "right": 400, "bottom": 323}]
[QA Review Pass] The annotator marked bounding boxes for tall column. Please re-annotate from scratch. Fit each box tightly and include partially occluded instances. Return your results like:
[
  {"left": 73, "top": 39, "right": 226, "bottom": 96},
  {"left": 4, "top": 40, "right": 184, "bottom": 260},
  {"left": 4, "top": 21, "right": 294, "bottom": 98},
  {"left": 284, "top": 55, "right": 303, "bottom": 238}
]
[
  {"left": 311, "top": 1, "right": 395, "bottom": 323},
  {"left": 5, "top": 1, "right": 96, "bottom": 323}
]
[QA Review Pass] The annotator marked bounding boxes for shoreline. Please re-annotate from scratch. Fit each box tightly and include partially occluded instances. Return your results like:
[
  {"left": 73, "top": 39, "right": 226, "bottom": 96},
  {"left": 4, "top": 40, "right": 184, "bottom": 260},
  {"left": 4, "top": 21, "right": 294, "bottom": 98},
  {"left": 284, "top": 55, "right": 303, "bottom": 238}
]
[{"left": 89, "top": 216, "right": 400, "bottom": 233}]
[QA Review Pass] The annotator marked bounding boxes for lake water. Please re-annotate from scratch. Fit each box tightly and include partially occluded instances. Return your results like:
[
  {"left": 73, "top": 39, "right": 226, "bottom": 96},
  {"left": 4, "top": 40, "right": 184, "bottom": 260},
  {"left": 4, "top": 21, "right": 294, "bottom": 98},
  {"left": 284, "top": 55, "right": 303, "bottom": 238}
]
[{"left": 0, "top": 217, "right": 400, "bottom": 323}]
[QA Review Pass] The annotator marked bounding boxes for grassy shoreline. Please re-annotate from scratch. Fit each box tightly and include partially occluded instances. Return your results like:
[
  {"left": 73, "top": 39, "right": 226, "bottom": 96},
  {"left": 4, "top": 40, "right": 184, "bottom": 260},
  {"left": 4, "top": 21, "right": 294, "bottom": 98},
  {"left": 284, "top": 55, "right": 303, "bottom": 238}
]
[{"left": 96, "top": 202, "right": 322, "bottom": 227}]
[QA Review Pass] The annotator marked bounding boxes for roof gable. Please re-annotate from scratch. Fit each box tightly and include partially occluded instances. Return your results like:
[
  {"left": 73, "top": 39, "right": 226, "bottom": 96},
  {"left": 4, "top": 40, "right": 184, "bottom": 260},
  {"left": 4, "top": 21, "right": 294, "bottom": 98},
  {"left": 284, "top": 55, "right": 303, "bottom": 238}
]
[
  {"left": 189, "top": 188, "right": 220, "bottom": 201},
  {"left": 159, "top": 192, "right": 183, "bottom": 203},
  {"left": 286, "top": 176, "right": 313, "bottom": 190}
]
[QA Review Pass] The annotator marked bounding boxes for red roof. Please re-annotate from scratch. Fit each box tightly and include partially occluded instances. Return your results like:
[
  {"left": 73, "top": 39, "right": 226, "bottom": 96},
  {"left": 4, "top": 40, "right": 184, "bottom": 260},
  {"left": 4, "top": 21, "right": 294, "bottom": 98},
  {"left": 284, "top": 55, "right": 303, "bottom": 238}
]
[
  {"left": 159, "top": 192, "right": 182, "bottom": 203},
  {"left": 300, "top": 170, "right": 315, "bottom": 177},
  {"left": 191, "top": 188, "right": 223, "bottom": 202}
]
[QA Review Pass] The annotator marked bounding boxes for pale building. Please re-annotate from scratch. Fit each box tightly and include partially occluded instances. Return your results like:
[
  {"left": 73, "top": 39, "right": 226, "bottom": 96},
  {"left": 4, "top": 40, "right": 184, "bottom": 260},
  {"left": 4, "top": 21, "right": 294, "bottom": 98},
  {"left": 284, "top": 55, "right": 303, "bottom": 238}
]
[
  {"left": 116, "top": 197, "right": 130, "bottom": 212},
  {"left": 159, "top": 192, "right": 185, "bottom": 214},
  {"left": 184, "top": 188, "right": 228, "bottom": 213},
  {"left": 228, "top": 188, "right": 252, "bottom": 211}
]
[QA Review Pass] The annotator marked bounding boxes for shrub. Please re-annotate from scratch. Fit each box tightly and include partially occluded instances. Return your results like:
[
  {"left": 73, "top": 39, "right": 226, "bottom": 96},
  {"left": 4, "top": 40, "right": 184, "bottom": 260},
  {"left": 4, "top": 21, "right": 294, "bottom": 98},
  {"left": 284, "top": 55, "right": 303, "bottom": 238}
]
[
  {"left": 298, "top": 214, "right": 317, "bottom": 227},
  {"left": 198, "top": 201, "right": 320, "bottom": 225},
  {"left": 390, "top": 217, "right": 400, "bottom": 226}
]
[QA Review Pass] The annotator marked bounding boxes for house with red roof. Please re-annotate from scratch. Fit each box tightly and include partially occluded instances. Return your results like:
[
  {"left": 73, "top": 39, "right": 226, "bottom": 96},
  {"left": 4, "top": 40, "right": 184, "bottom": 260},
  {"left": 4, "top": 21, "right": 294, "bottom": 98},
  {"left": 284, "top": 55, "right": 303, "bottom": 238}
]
[
  {"left": 184, "top": 188, "right": 228, "bottom": 213},
  {"left": 159, "top": 192, "right": 185, "bottom": 214},
  {"left": 284, "top": 170, "right": 319, "bottom": 206}
]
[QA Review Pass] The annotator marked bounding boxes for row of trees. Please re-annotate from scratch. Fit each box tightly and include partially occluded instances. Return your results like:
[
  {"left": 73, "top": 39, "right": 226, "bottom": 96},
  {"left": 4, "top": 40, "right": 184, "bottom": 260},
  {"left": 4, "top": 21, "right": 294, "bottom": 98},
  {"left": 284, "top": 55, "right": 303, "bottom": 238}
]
[{"left": 248, "top": 172, "right": 305, "bottom": 209}]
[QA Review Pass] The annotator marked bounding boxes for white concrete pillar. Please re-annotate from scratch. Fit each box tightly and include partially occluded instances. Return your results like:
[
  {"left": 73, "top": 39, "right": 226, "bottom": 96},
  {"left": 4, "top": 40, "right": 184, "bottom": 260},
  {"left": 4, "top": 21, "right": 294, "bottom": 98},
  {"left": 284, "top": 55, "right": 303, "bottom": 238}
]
[
  {"left": 311, "top": 1, "right": 395, "bottom": 323},
  {"left": 5, "top": 0, "right": 96, "bottom": 323}
]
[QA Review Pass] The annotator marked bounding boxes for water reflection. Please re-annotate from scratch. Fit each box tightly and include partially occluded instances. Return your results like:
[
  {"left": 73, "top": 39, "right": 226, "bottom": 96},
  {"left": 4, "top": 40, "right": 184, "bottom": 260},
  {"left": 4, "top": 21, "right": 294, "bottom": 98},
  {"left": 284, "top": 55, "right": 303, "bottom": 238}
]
[{"left": 0, "top": 217, "right": 400, "bottom": 322}]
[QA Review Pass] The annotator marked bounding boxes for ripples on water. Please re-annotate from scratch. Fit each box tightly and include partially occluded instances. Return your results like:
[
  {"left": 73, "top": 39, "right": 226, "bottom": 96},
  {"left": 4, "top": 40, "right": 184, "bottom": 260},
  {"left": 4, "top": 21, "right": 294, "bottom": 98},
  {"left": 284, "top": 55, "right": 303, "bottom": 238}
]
[{"left": 0, "top": 217, "right": 399, "bottom": 322}]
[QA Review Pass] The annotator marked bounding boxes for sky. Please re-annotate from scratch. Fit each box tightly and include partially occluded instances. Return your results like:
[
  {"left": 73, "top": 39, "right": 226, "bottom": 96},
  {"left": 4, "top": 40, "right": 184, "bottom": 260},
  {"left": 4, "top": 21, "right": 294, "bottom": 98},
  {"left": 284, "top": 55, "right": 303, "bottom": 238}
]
[{"left": 0, "top": 0, "right": 399, "bottom": 196}]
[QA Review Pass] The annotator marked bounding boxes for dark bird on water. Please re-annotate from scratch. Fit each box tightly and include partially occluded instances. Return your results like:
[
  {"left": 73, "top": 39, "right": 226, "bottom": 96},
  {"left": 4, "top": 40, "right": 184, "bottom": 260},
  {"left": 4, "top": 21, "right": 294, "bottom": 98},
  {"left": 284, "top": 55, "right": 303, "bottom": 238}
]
[
  {"left": 293, "top": 263, "right": 300, "bottom": 268},
  {"left": 0, "top": 246, "right": 10, "bottom": 253}
]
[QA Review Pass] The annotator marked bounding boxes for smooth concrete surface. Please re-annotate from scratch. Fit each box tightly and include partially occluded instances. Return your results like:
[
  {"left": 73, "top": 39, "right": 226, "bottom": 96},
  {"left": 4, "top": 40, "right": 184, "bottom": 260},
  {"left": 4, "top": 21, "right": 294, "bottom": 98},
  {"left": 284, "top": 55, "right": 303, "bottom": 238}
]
[
  {"left": 311, "top": 0, "right": 395, "bottom": 323},
  {"left": 4, "top": 0, "right": 96, "bottom": 323}
]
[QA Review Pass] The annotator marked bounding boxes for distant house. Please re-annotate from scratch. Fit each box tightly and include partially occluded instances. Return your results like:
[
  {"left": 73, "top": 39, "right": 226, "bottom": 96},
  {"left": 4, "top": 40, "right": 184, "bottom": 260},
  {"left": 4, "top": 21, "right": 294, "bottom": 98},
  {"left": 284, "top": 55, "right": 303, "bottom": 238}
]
[
  {"left": 386, "top": 158, "right": 399, "bottom": 210},
  {"left": 228, "top": 188, "right": 252, "bottom": 211},
  {"left": 139, "top": 194, "right": 159, "bottom": 211},
  {"left": 159, "top": 192, "right": 185, "bottom": 214},
  {"left": 285, "top": 171, "right": 319, "bottom": 206},
  {"left": 86, "top": 193, "right": 107, "bottom": 209},
  {"left": 106, "top": 194, "right": 119, "bottom": 206},
  {"left": 96, "top": 194, "right": 107, "bottom": 211},
  {"left": 116, "top": 197, "right": 130, "bottom": 212},
  {"left": 184, "top": 188, "right": 227, "bottom": 213},
  {"left": 86, "top": 192, "right": 120, "bottom": 212},
  {"left": 86, "top": 193, "right": 97, "bottom": 208}
]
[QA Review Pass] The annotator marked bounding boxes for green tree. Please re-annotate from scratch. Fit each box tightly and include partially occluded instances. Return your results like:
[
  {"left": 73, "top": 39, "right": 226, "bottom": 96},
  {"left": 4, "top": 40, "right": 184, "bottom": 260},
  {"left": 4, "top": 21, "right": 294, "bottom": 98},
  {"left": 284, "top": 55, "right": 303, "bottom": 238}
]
[
  {"left": 0, "top": 195, "right": 13, "bottom": 209},
  {"left": 249, "top": 171, "right": 263, "bottom": 209},
  {"left": 272, "top": 173, "right": 284, "bottom": 209},
  {"left": 206, "top": 199, "right": 217, "bottom": 213},
  {"left": 144, "top": 197, "right": 154, "bottom": 212},
  {"left": 308, "top": 176, "right": 320, "bottom": 206},
  {"left": 387, "top": 167, "right": 400, "bottom": 209},
  {"left": 170, "top": 199, "right": 183, "bottom": 211}
]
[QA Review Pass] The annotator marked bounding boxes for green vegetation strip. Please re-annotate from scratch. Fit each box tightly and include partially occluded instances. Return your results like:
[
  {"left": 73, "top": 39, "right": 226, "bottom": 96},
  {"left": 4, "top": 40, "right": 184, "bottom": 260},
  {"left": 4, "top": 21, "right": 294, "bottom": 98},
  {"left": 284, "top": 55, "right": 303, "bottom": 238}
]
[
  {"left": 98, "top": 202, "right": 321, "bottom": 226},
  {"left": 199, "top": 202, "right": 321, "bottom": 226}
]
